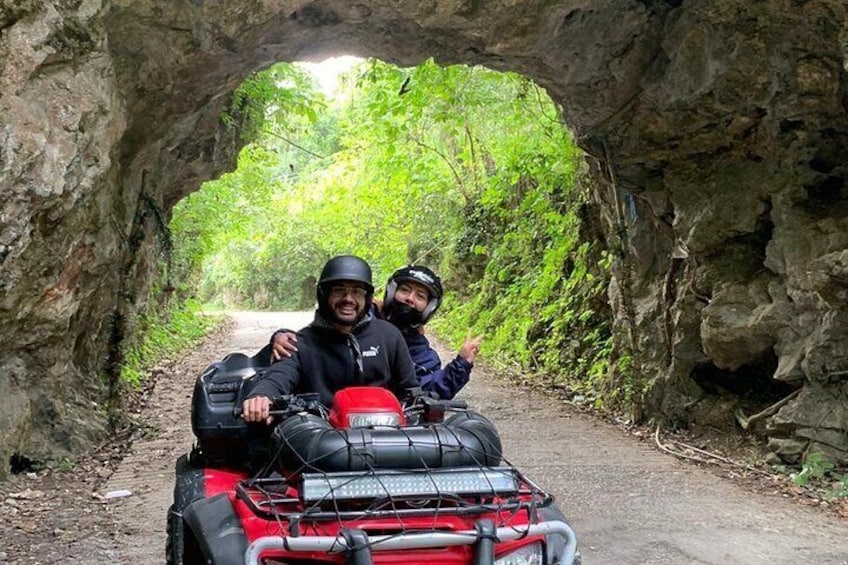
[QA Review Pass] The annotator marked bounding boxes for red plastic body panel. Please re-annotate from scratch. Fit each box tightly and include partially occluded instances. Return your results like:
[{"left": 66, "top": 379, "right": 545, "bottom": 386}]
[
  {"left": 194, "top": 388, "right": 547, "bottom": 564},
  {"left": 203, "top": 466, "right": 249, "bottom": 497},
  {"left": 328, "top": 386, "right": 406, "bottom": 428}
]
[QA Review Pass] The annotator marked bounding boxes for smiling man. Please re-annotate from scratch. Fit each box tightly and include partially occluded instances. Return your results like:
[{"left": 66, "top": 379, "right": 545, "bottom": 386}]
[
  {"left": 271, "top": 264, "right": 482, "bottom": 400},
  {"left": 242, "top": 255, "right": 418, "bottom": 422}
]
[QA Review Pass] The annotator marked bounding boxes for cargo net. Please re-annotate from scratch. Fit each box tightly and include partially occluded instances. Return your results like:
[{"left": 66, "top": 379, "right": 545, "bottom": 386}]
[{"left": 235, "top": 411, "right": 555, "bottom": 539}]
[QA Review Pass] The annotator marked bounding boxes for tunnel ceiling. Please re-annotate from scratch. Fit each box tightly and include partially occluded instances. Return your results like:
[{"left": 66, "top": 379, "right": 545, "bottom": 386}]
[{"left": 0, "top": 0, "right": 847, "bottom": 475}]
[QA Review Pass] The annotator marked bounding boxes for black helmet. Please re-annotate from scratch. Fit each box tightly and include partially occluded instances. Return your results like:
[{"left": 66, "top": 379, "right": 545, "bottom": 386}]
[
  {"left": 316, "top": 255, "right": 374, "bottom": 321},
  {"left": 383, "top": 265, "right": 443, "bottom": 328},
  {"left": 317, "top": 255, "right": 374, "bottom": 290}
]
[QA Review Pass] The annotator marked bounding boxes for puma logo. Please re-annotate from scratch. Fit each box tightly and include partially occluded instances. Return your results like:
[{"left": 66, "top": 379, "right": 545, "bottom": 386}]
[{"left": 362, "top": 345, "right": 381, "bottom": 358}]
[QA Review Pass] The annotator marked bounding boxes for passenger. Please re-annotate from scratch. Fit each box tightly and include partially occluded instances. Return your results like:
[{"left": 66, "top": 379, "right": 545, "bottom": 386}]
[
  {"left": 242, "top": 255, "right": 419, "bottom": 423},
  {"left": 270, "top": 265, "right": 482, "bottom": 400}
]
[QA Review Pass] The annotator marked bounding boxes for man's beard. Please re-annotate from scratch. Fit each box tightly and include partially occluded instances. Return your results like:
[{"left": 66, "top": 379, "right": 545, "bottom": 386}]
[
  {"left": 331, "top": 304, "right": 363, "bottom": 326},
  {"left": 318, "top": 297, "right": 372, "bottom": 329}
]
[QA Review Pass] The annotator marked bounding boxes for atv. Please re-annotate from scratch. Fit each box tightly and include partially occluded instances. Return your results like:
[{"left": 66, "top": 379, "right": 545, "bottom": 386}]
[{"left": 167, "top": 348, "right": 580, "bottom": 565}]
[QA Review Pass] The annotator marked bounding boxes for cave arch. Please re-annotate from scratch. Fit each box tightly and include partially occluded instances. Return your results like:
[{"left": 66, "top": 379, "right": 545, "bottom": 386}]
[{"left": 1, "top": 0, "right": 847, "bottom": 475}]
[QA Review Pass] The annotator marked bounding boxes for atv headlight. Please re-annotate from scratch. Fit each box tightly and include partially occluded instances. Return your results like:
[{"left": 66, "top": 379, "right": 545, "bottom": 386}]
[
  {"left": 495, "top": 541, "right": 544, "bottom": 565},
  {"left": 347, "top": 412, "right": 401, "bottom": 428}
]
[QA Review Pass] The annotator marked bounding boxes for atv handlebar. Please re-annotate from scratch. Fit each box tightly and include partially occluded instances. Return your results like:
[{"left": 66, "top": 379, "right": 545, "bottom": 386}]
[
  {"left": 267, "top": 393, "right": 325, "bottom": 417},
  {"left": 235, "top": 389, "right": 467, "bottom": 423},
  {"left": 402, "top": 386, "right": 467, "bottom": 409},
  {"left": 234, "top": 393, "right": 326, "bottom": 420},
  {"left": 402, "top": 388, "right": 468, "bottom": 423}
]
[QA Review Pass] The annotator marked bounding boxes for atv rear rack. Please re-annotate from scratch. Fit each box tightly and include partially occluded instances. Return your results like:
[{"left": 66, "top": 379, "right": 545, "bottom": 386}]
[{"left": 245, "top": 518, "right": 578, "bottom": 565}]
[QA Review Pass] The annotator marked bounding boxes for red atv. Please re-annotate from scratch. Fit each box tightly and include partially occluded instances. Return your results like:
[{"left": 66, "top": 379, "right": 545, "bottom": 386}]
[{"left": 167, "top": 351, "right": 580, "bottom": 565}]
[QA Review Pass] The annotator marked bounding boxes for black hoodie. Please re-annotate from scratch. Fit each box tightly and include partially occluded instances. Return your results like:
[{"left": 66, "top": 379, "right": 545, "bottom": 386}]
[{"left": 247, "top": 313, "right": 418, "bottom": 407}]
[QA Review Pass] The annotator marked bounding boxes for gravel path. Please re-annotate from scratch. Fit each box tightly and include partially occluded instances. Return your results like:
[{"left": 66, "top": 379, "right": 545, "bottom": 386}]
[{"left": 1, "top": 311, "right": 846, "bottom": 564}]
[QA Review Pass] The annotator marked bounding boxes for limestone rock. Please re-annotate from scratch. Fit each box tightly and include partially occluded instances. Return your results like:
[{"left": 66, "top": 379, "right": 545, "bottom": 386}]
[
  {"left": 768, "top": 384, "right": 848, "bottom": 465},
  {"left": 1, "top": 0, "right": 848, "bottom": 475}
]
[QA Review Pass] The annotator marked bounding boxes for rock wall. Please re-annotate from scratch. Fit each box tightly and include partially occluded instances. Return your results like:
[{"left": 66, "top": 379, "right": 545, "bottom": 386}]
[
  {"left": 0, "top": 1, "right": 126, "bottom": 469},
  {"left": 595, "top": 1, "right": 848, "bottom": 464},
  {"left": 0, "top": 0, "right": 846, "bottom": 475}
]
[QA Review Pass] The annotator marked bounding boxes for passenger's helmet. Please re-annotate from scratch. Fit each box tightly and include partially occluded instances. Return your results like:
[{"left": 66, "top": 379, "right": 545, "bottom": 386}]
[
  {"left": 383, "top": 265, "right": 443, "bottom": 329},
  {"left": 316, "top": 255, "right": 374, "bottom": 321}
]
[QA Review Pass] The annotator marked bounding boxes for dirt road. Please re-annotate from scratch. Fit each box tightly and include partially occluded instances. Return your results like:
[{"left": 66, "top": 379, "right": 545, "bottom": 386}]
[{"left": 1, "top": 311, "right": 846, "bottom": 564}]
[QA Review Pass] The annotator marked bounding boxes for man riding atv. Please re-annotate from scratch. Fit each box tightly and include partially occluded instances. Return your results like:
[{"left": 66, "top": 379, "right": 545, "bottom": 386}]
[
  {"left": 269, "top": 264, "right": 483, "bottom": 400},
  {"left": 168, "top": 255, "right": 581, "bottom": 564},
  {"left": 243, "top": 255, "right": 419, "bottom": 421}
]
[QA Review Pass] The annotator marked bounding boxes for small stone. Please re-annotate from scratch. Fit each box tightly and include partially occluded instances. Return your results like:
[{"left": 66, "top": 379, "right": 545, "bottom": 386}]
[
  {"left": 764, "top": 452, "right": 783, "bottom": 465},
  {"left": 104, "top": 489, "right": 132, "bottom": 500},
  {"left": 9, "top": 489, "right": 43, "bottom": 500}
]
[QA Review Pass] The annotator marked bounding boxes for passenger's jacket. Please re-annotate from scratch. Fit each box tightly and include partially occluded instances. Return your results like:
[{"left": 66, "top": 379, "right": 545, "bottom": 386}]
[
  {"left": 249, "top": 313, "right": 418, "bottom": 407},
  {"left": 404, "top": 331, "right": 472, "bottom": 400}
]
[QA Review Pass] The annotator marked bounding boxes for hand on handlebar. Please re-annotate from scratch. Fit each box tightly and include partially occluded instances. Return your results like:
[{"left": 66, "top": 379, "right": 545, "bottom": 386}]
[
  {"left": 242, "top": 396, "right": 273, "bottom": 424},
  {"left": 241, "top": 394, "right": 321, "bottom": 424}
]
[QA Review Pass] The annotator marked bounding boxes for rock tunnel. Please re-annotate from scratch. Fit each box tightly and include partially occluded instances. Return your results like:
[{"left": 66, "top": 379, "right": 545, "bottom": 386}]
[{"left": 1, "top": 0, "right": 847, "bottom": 475}]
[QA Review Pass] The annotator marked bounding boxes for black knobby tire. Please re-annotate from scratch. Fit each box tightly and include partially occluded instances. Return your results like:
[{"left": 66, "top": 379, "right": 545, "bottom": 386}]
[
  {"left": 166, "top": 452, "right": 204, "bottom": 565},
  {"left": 180, "top": 524, "right": 207, "bottom": 565},
  {"left": 165, "top": 503, "right": 180, "bottom": 565}
]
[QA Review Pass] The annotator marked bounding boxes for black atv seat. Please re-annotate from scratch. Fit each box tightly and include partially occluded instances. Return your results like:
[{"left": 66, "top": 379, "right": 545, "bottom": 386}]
[{"left": 215, "top": 343, "right": 274, "bottom": 376}]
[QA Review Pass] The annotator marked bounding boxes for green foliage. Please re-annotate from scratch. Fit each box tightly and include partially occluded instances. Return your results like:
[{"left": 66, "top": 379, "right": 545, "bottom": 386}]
[
  {"left": 171, "top": 58, "right": 627, "bottom": 413},
  {"left": 832, "top": 474, "right": 848, "bottom": 499},
  {"left": 791, "top": 452, "right": 848, "bottom": 500},
  {"left": 57, "top": 457, "right": 75, "bottom": 472},
  {"left": 223, "top": 62, "right": 325, "bottom": 142},
  {"left": 120, "top": 299, "right": 220, "bottom": 388},
  {"left": 431, "top": 186, "right": 616, "bottom": 405},
  {"left": 793, "top": 452, "right": 833, "bottom": 486}
]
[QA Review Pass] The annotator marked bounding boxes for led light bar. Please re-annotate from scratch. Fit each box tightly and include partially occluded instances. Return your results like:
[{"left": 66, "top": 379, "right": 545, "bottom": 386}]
[{"left": 301, "top": 467, "right": 519, "bottom": 502}]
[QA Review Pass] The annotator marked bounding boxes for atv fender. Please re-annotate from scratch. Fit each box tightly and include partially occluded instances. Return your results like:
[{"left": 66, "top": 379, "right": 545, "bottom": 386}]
[
  {"left": 182, "top": 493, "right": 248, "bottom": 565},
  {"left": 174, "top": 451, "right": 207, "bottom": 510}
]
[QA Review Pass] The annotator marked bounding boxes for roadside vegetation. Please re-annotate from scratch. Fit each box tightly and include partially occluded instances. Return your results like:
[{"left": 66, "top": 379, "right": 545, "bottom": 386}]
[{"left": 119, "top": 298, "right": 221, "bottom": 388}]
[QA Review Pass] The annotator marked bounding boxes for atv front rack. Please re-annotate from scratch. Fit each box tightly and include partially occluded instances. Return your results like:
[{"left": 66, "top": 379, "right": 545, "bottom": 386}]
[
  {"left": 236, "top": 465, "right": 557, "bottom": 523},
  {"left": 245, "top": 518, "right": 578, "bottom": 565}
]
